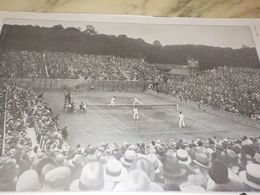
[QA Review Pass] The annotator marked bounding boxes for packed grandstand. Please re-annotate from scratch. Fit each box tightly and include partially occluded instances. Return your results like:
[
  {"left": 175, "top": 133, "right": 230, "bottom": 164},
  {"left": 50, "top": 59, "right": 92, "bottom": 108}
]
[{"left": 0, "top": 49, "right": 260, "bottom": 192}]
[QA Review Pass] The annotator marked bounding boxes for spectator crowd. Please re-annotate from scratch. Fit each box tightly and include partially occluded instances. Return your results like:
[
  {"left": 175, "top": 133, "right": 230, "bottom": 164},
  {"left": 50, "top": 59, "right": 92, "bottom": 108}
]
[
  {"left": 0, "top": 50, "right": 159, "bottom": 81},
  {"left": 0, "top": 79, "right": 260, "bottom": 192},
  {"left": 1, "top": 49, "right": 259, "bottom": 120},
  {"left": 158, "top": 66, "right": 260, "bottom": 120}
]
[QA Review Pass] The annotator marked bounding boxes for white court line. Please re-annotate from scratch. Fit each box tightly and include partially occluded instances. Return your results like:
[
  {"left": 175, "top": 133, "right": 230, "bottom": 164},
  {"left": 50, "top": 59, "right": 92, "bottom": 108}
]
[
  {"left": 87, "top": 108, "right": 123, "bottom": 135},
  {"left": 120, "top": 105, "right": 157, "bottom": 122},
  {"left": 157, "top": 106, "right": 221, "bottom": 132},
  {"left": 126, "top": 129, "right": 227, "bottom": 135},
  {"left": 85, "top": 97, "right": 137, "bottom": 135},
  {"left": 91, "top": 104, "right": 137, "bottom": 134}
]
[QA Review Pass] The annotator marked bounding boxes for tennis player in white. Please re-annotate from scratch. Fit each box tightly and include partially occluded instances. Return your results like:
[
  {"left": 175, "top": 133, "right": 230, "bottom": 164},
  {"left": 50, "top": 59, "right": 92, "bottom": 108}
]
[
  {"left": 133, "top": 97, "right": 143, "bottom": 106},
  {"left": 179, "top": 111, "right": 185, "bottom": 128},
  {"left": 110, "top": 96, "right": 116, "bottom": 107},
  {"left": 133, "top": 106, "right": 139, "bottom": 120}
]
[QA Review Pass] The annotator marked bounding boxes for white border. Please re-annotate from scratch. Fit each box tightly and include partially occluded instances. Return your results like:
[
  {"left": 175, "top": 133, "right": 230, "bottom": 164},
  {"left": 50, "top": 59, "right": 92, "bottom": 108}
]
[
  {"left": 0, "top": 11, "right": 259, "bottom": 195},
  {"left": 0, "top": 11, "right": 259, "bottom": 59}
]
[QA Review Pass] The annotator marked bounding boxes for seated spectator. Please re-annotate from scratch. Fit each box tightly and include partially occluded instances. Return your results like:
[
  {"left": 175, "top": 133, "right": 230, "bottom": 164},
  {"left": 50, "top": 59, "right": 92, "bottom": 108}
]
[
  {"left": 239, "top": 163, "right": 260, "bottom": 191},
  {"left": 69, "top": 161, "right": 114, "bottom": 191},
  {"left": 16, "top": 170, "right": 41, "bottom": 191},
  {"left": 207, "top": 160, "right": 246, "bottom": 191},
  {"left": 162, "top": 151, "right": 188, "bottom": 191},
  {"left": 0, "top": 158, "right": 18, "bottom": 191},
  {"left": 113, "top": 170, "right": 163, "bottom": 191}
]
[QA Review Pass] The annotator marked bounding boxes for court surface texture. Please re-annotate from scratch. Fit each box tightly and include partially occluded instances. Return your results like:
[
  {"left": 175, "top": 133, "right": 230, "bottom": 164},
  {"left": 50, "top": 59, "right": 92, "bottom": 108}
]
[{"left": 43, "top": 90, "right": 260, "bottom": 147}]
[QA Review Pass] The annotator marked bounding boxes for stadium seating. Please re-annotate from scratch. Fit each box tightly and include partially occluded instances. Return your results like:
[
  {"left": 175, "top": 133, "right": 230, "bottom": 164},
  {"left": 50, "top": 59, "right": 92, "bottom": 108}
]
[
  {"left": 0, "top": 49, "right": 259, "bottom": 119},
  {"left": 0, "top": 80, "right": 259, "bottom": 192}
]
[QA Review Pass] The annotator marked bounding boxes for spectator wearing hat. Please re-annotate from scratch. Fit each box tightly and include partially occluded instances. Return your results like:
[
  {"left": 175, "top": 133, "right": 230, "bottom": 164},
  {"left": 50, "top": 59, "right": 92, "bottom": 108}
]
[
  {"left": 41, "top": 166, "right": 71, "bottom": 191},
  {"left": 253, "top": 152, "right": 260, "bottom": 165},
  {"left": 146, "top": 153, "right": 164, "bottom": 183},
  {"left": 33, "top": 157, "right": 55, "bottom": 182},
  {"left": 219, "top": 149, "right": 240, "bottom": 174},
  {"left": 130, "top": 157, "right": 155, "bottom": 181},
  {"left": 176, "top": 149, "right": 192, "bottom": 166},
  {"left": 188, "top": 150, "right": 211, "bottom": 189},
  {"left": 120, "top": 150, "right": 137, "bottom": 169},
  {"left": 113, "top": 170, "right": 163, "bottom": 191},
  {"left": 16, "top": 170, "right": 41, "bottom": 191},
  {"left": 68, "top": 154, "right": 84, "bottom": 181},
  {"left": 17, "top": 153, "right": 33, "bottom": 175},
  {"left": 104, "top": 159, "right": 128, "bottom": 186},
  {"left": 162, "top": 153, "right": 188, "bottom": 191},
  {"left": 239, "top": 163, "right": 260, "bottom": 191},
  {"left": 55, "top": 153, "right": 66, "bottom": 166},
  {"left": 69, "top": 161, "right": 114, "bottom": 191},
  {"left": 0, "top": 158, "right": 18, "bottom": 191},
  {"left": 179, "top": 182, "right": 206, "bottom": 192},
  {"left": 207, "top": 160, "right": 246, "bottom": 191},
  {"left": 40, "top": 163, "right": 56, "bottom": 183}
]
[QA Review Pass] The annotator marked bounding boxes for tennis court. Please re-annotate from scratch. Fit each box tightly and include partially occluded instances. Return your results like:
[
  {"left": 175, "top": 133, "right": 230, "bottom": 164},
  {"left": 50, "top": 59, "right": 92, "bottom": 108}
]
[{"left": 43, "top": 90, "right": 260, "bottom": 147}]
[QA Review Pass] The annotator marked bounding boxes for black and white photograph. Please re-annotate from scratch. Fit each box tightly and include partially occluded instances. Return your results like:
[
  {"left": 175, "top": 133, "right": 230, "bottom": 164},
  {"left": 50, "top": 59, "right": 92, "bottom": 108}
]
[{"left": 0, "top": 13, "right": 260, "bottom": 193}]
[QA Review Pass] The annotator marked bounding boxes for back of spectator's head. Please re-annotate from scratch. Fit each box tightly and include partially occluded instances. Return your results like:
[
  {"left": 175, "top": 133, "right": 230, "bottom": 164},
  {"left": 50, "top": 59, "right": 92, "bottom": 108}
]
[
  {"left": 113, "top": 170, "right": 163, "bottom": 192},
  {"left": 0, "top": 157, "right": 18, "bottom": 191},
  {"left": 163, "top": 152, "right": 188, "bottom": 184},
  {"left": 130, "top": 157, "right": 155, "bottom": 181},
  {"left": 104, "top": 159, "right": 127, "bottom": 182},
  {"left": 16, "top": 170, "right": 41, "bottom": 191},
  {"left": 120, "top": 150, "right": 137, "bottom": 169},
  {"left": 69, "top": 161, "right": 113, "bottom": 191},
  {"left": 208, "top": 160, "right": 229, "bottom": 184},
  {"left": 239, "top": 163, "right": 260, "bottom": 191},
  {"left": 43, "top": 166, "right": 71, "bottom": 190}
]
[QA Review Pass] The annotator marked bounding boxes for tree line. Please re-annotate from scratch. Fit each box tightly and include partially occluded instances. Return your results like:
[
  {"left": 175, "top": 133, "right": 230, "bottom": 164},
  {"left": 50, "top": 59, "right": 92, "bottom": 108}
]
[{"left": 0, "top": 24, "right": 259, "bottom": 69}]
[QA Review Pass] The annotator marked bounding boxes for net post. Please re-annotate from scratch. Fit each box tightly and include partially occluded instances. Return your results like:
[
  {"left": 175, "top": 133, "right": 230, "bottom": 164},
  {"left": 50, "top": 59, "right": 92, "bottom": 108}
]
[{"left": 177, "top": 103, "right": 179, "bottom": 111}]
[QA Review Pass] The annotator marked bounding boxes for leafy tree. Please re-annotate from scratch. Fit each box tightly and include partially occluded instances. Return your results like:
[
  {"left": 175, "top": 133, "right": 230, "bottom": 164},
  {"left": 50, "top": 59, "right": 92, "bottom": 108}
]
[{"left": 84, "top": 25, "right": 97, "bottom": 35}]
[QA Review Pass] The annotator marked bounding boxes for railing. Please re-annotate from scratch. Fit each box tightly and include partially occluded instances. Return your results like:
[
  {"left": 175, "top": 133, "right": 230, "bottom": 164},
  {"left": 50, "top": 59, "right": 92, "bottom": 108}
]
[{"left": 0, "top": 91, "right": 7, "bottom": 156}]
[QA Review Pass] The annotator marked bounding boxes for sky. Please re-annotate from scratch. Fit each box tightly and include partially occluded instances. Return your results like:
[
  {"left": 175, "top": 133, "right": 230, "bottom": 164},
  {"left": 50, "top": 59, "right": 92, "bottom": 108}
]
[{"left": 3, "top": 18, "right": 256, "bottom": 49}]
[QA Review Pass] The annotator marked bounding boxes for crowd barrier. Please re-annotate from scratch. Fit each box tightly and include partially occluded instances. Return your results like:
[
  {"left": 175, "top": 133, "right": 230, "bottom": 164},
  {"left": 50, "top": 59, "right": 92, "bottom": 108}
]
[
  {"left": 13, "top": 78, "right": 147, "bottom": 92},
  {"left": 0, "top": 109, "right": 5, "bottom": 156}
]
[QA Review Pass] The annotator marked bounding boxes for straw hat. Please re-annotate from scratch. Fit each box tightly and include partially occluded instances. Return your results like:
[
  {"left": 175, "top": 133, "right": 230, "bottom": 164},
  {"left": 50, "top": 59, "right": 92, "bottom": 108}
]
[
  {"left": 253, "top": 153, "right": 260, "bottom": 164},
  {"left": 146, "top": 153, "right": 163, "bottom": 174},
  {"left": 104, "top": 159, "right": 127, "bottom": 182},
  {"left": 120, "top": 150, "right": 137, "bottom": 168},
  {"left": 239, "top": 163, "right": 260, "bottom": 190},
  {"left": 193, "top": 146, "right": 212, "bottom": 169},
  {"left": 163, "top": 153, "right": 188, "bottom": 181},
  {"left": 16, "top": 170, "right": 41, "bottom": 191},
  {"left": 68, "top": 154, "right": 84, "bottom": 167},
  {"left": 44, "top": 166, "right": 71, "bottom": 189},
  {"left": 0, "top": 157, "right": 18, "bottom": 182},
  {"left": 69, "top": 161, "right": 114, "bottom": 191},
  {"left": 176, "top": 149, "right": 192, "bottom": 165},
  {"left": 130, "top": 157, "right": 155, "bottom": 181},
  {"left": 113, "top": 170, "right": 163, "bottom": 191},
  {"left": 180, "top": 182, "right": 205, "bottom": 192}
]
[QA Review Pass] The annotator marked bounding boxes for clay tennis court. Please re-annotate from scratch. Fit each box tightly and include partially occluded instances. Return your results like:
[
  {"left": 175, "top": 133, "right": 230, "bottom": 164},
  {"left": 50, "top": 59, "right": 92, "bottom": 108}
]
[{"left": 43, "top": 90, "right": 260, "bottom": 147}]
